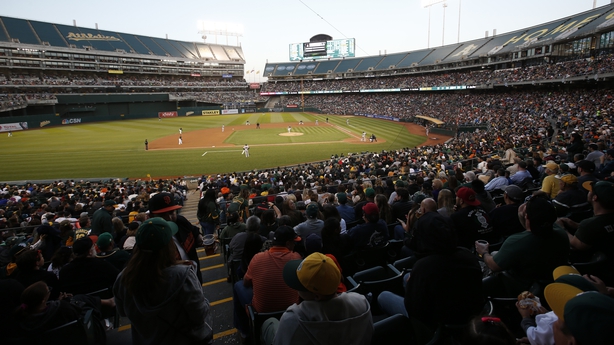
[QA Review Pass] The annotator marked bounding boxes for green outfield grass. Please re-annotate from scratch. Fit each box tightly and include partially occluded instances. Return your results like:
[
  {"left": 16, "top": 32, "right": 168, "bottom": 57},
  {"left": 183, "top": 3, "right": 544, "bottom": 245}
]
[{"left": 0, "top": 113, "right": 426, "bottom": 181}]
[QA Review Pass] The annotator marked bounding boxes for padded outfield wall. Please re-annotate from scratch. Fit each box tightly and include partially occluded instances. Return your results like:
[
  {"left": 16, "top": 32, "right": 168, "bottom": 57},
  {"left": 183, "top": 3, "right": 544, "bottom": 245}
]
[{"left": 0, "top": 93, "right": 231, "bottom": 130}]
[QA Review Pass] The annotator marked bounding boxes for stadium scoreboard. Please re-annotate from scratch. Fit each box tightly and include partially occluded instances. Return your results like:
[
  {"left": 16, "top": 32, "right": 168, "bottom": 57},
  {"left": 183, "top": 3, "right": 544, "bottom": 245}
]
[{"left": 289, "top": 38, "right": 355, "bottom": 61}]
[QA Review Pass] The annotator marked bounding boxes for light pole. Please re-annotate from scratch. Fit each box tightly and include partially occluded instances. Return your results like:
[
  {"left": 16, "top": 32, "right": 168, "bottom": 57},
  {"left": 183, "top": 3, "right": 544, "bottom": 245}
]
[
  {"left": 422, "top": 0, "right": 445, "bottom": 49},
  {"left": 457, "top": 0, "right": 461, "bottom": 43},
  {"left": 442, "top": 1, "right": 448, "bottom": 46}
]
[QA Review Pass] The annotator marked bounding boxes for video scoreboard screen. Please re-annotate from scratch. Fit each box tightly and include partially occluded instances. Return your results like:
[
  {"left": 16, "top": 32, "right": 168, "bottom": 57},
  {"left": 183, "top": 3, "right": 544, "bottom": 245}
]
[{"left": 289, "top": 38, "right": 355, "bottom": 61}]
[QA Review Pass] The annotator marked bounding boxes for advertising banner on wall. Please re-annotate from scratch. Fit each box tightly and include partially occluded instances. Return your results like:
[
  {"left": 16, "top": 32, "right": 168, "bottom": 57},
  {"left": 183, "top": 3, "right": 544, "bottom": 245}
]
[
  {"left": 0, "top": 122, "right": 28, "bottom": 132},
  {"left": 62, "top": 118, "right": 82, "bottom": 125},
  {"left": 221, "top": 109, "right": 239, "bottom": 115},
  {"left": 202, "top": 110, "right": 220, "bottom": 115},
  {"left": 158, "top": 111, "right": 178, "bottom": 118}
]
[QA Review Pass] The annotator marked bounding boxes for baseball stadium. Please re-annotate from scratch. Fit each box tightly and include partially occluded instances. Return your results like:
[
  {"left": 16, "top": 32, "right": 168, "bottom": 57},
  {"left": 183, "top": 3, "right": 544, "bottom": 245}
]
[{"left": 2, "top": 2, "right": 614, "bottom": 345}]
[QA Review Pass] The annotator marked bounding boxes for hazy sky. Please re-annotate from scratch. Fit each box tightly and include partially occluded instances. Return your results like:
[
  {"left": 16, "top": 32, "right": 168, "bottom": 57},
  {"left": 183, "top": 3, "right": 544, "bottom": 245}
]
[{"left": 3, "top": 0, "right": 610, "bottom": 82}]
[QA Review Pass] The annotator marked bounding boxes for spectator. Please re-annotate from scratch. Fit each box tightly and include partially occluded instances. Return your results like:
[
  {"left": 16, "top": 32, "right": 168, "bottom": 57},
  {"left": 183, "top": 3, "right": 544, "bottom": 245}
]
[
  {"left": 552, "top": 174, "right": 589, "bottom": 217},
  {"left": 293, "top": 204, "right": 324, "bottom": 245},
  {"left": 488, "top": 185, "right": 525, "bottom": 238},
  {"left": 95, "top": 232, "right": 130, "bottom": 271},
  {"left": 575, "top": 160, "right": 598, "bottom": 194},
  {"left": 233, "top": 226, "right": 301, "bottom": 342},
  {"left": 14, "top": 248, "right": 60, "bottom": 300},
  {"left": 262, "top": 252, "right": 373, "bottom": 345},
  {"left": 219, "top": 211, "right": 246, "bottom": 240},
  {"left": 59, "top": 236, "right": 118, "bottom": 295},
  {"left": 544, "top": 278, "right": 614, "bottom": 345},
  {"left": 476, "top": 196, "right": 570, "bottom": 297},
  {"left": 557, "top": 180, "right": 614, "bottom": 285},
  {"left": 197, "top": 189, "right": 220, "bottom": 236},
  {"left": 348, "top": 202, "right": 388, "bottom": 250},
  {"left": 149, "top": 192, "right": 203, "bottom": 284},
  {"left": 378, "top": 211, "right": 483, "bottom": 343},
  {"left": 451, "top": 187, "right": 496, "bottom": 250},
  {"left": 113, "top": 218, "right": 213, "bottom": 344},
  {"left": 335, "top": 192, "right": 355, "bottom": 225},
  {"left": 91, "top": 200, "right": 115, "bottom": 235},
  {"left": 436, "top": 189, "right": 455, "bottom": 218},
  {"left": 541, "top": 163, "right": 560, "bottom": 199}
]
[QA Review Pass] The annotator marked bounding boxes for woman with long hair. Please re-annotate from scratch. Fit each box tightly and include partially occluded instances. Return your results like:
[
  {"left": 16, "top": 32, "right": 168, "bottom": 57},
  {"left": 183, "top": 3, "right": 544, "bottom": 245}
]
[
  {"left": 114, "top": 218, "right": 213, "bottom": 344},
  {"left": 281, "top": 198, "right": 304, "bottom": 226},
  {"left": 437, "top": 189, "right": 455, "bottom": 218},
  {"left": 375, "top": 194, "right": 395, "bottom": 224}
]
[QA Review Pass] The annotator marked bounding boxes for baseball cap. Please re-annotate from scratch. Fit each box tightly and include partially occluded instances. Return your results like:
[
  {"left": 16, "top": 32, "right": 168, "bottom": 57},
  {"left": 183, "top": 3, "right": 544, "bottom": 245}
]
[
  {"left": 362, "top": 202, "right": 379, "bottom": 216},
  {"left": 545, "top": 286, "right": 614, "bottom": 345},
  {"left": 306, "top": 203, "right": 319, "bottom": 218},
  {"left": 365, "top": 188, "right": 375, "bottom": 198},
  {"left": 148, "top": 192, "right": 183, "bottom": 214},
  {"left": 104, "top": 199, "right": 117, "bottom": 207},
  {"left": 582, "top": 180, "right": 614, "bottom": 206},
  {"left": 456, "top": 187, "right": 480, "bottom": 206},
  {"left": 136, "top": 217, "right": 178, "bottom": 251},
  {"left": 553, "top": 265, "right": 580, "bottom": 280},
  {"left": 273, "top": 226, "right": 301, "bottom": 245},
  {"left": 304, "top": 233, "right": 323, "bottom": 255},
  {"left": 545, "top": 162, "right": 559, "bottom": 172},
  {"left": 559, "top": 174, "right": 578, "bottom": 185},
  {"left": 96, "top": 232, "right": 114, "bottom": 249},
  {"left": 575, "top": 160, "right": 595, "bottom": 173},
  {"left": 283, "top": 252, "right": 341, "bottom": 295},
  {"left": 73, "top": 236, "right": 94, "bottom": 256},
  {"left": 395, "top": 180, "right": 405, "bottom": 188},
  {"left": 502, "top": 185, "right": 523, "bottom": 202},
  {"left": 607, "top": 149, "right": 614, "bottom": 157}
]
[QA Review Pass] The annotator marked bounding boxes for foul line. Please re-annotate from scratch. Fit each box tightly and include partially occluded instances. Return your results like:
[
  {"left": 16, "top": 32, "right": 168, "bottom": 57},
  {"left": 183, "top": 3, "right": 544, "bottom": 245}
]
[{"left": 203, "top": 150, "right": 243, "bottom": 156}]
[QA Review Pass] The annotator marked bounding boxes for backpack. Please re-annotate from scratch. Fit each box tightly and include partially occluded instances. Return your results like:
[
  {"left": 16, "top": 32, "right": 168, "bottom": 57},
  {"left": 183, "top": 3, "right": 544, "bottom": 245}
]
[{"left": 227, "top": 196, "right": 245, "bottom": 219}]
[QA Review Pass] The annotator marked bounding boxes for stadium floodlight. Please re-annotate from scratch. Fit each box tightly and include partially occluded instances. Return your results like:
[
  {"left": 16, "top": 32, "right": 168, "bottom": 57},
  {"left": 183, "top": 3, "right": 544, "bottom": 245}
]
[
  {"left": 197, "top": 21, "right": 243, "bottom": 46},
  {"left": 422, "top": 0, "right": 446, "bottom": 48},
  {"left": 421, "top": 0, "right": 445, "bottom": 7}
]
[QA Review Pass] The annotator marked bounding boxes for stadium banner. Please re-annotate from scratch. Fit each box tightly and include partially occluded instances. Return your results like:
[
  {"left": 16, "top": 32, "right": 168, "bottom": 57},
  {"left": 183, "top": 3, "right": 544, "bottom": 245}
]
[
  {"left": 419, "top": 85, "right": 467, "bottom": 91},
  {"left": 0, "top": 122, "right": 28, "bottom": 132},
  {"left": 40, "top": 121, "right": 51, "bottom": 128},
  {"left": 249, "top": 83, "right": 260, "bottom": 89},
  {"left": 222, "top": 109, "right": 239, "bottom": 115},
  {"left": 222, "top": 74, "right": 233, "bottom": 78},
  {"left": 202, "top": 110, "right": 220, "bottom": 115},
  {"left": 286, "top": 104, "right": 298, "bottom": 108},
  {"left": 354, "top": 113, "right": 400, "bottom": 122},
  {"left": 61, "top": 118, "right": 82, "bottom": 125},
  {"left": 158, "top": 111, "right": 178, "bottom": 118}
]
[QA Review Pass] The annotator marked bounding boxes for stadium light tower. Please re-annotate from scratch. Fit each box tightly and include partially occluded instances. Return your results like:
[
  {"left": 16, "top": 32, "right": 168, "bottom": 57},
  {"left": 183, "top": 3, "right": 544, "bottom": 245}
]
[
  {"left": 457, "top": 0, "right": 461, "bottom": 43},
  {"left": 422, "top": 0, "right": 445, "bottom": 48},
  {"left": 197, "top": 21, "right": 243, "bottom": 46},
  {"left": 442, "top": 1, "right": 448, "bottom": 46}
]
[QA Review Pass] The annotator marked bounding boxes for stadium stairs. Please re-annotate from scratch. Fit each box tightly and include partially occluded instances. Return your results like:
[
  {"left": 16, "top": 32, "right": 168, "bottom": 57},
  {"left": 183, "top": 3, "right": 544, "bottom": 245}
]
[{"left": 107, "top": 188, "right": 240, "bottom": 345}]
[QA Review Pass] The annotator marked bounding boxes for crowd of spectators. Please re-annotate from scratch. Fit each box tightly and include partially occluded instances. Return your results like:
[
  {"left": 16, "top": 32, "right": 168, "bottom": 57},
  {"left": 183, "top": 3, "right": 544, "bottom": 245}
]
[
  {"left": 3, "top": 73, "right": 249, "bottom": 88},
  {"left": 2, "top": 52, "right": 614, "bottom": 344},
  {"left": 262, "top": 53, "right": 614, "bottom": 93}
]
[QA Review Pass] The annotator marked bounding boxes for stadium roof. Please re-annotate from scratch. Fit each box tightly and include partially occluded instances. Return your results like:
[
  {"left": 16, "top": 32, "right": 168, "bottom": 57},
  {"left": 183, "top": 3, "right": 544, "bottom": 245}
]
[
  {"left": 264, "top": 3, "right": 614, "bottom": 77},
  {"left": 0, "top": 16, "right": 244, "bottom": 62}
]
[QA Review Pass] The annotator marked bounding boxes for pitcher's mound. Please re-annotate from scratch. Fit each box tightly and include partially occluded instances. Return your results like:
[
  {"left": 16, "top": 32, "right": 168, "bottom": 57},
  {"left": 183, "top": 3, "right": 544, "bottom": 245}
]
[{"left": 279, "top": 132, "right": 304, "bottom": 137}]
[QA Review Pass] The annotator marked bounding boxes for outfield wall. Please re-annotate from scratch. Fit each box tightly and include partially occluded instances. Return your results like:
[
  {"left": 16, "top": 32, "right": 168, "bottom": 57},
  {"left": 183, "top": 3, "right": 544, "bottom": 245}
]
[{"left": 0, "top": 93, "right": 231, "bottom": 129}]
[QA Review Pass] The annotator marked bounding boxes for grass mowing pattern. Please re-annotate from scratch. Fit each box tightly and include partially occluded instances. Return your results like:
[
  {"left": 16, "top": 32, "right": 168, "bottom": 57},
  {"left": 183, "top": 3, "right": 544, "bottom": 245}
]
[{"left": 0, "top": 113, "right": 425, "bottom": 181}]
